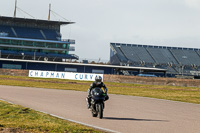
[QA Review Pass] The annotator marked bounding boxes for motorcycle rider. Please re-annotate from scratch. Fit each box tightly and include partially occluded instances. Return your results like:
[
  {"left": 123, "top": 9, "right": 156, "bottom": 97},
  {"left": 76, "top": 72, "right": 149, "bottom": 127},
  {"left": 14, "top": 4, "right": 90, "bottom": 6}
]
[{"left": 86, "top": 75, "right": 109, "bottom": 109}]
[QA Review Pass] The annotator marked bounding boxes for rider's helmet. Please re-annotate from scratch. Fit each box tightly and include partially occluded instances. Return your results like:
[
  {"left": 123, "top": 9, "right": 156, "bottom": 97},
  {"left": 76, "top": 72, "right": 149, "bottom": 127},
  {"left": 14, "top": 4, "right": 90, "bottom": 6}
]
[{"left": 95, "top": 75, "right": 102, "bottom": 85}]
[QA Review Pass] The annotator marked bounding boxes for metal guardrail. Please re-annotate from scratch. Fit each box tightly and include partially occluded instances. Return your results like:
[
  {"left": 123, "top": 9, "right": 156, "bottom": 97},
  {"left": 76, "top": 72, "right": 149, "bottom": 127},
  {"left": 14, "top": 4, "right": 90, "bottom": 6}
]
[
  {"left": 62, "top": 39, "right": 75, "bottom": 44},
  {"left": 69, "top": 46, "right": 75, "bottom": 51}
]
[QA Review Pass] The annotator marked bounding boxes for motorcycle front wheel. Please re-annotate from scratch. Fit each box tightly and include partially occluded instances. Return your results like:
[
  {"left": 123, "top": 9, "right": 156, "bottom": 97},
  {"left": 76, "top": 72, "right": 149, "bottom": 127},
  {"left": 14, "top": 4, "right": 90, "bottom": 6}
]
[{"left": 97, "top": 103, "right": 103, "bottom": 119}]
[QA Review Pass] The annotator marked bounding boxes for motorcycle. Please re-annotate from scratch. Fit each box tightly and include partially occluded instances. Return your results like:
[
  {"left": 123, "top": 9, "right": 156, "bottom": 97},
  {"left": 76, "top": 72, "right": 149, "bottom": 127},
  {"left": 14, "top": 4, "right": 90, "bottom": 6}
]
[{"left": 88, "top": 87, "right": 106, "bottom": 119}]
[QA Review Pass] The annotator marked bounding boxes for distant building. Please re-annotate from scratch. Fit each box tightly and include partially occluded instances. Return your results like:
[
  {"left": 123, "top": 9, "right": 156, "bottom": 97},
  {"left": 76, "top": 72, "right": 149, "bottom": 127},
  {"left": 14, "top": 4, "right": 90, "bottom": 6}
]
[
  {"left": 0, "top": 16, "right": 166, "bottom": 76},
  {"left": 110, "top": 42, "right": 200, "bottom": 78},
  {"left": 0, "top": 16, "right": 78, "bottom": 62}
]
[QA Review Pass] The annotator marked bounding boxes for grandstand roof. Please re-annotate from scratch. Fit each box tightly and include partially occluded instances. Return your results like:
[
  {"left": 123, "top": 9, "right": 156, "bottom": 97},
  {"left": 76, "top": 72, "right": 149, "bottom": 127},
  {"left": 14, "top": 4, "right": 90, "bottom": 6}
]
[
  {"left": 0, "top": 16, "right": 74, "bottom": 25},
  {"left": 111, "top": 43, "right": 200, "bottom": 51}
]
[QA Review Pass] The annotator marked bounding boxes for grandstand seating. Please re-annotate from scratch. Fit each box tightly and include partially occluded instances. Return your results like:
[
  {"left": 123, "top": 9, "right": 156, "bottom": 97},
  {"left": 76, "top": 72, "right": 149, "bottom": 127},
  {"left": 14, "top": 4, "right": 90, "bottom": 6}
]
[
  {"left": 0, "top": 25, "right": 16, "bottom": 37},
  {"left": 120, "top": 45, "right": 140, "bottom": 62},
  {"left": 0, "top": 25, "right": 60, "bottom": 41},
  {"left": 42, "top": 29, "right": 61, "bottom": 40},
  {"left": 110, "top": 43, "right": 200, "bottom": 76},
  {"left": 111, "top": 44, "right": 128, "bottom": 62},
  {"left": 14, "top": 26, "right": 44, "bottom": 40},
  {"left": 0, "top": 16, "right": 78, "bottom": 63},
  {"left": 147, "top": 48, "right": 178, "bottom": 64},
  {"left": 128, "top": 45, "right": 155, "bottom": 63}
]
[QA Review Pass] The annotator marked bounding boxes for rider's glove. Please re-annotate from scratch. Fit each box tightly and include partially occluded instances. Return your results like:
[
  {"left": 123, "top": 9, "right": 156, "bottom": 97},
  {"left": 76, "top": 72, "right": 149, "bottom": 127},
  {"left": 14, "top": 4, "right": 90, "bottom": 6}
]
[{"left": 105, "top": 94, "right": 109, "bottom": 101}]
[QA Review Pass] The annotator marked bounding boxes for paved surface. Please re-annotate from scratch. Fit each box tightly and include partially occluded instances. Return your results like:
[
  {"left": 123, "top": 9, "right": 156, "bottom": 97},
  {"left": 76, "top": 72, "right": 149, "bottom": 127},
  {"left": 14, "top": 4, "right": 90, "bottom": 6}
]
[{"left": 0, "top": 85, "right": 200, "bottom": 133}]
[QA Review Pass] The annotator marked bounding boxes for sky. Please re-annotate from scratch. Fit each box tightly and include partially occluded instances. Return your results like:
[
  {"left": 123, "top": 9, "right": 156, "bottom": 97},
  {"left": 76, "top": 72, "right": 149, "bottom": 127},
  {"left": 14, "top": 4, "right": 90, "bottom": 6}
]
[{"left": 0, "top": 0, "right": 200, "bottom": 62}]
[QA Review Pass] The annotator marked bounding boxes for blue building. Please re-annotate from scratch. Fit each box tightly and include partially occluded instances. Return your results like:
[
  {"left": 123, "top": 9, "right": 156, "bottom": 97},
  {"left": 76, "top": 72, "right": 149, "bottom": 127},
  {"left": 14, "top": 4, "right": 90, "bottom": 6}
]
[
  {"left": 0, "top": 58, "right": 166, "bottom": 75},
  {"left": 0, "top": 16, "right": 166, "bottom": 76},
  {"left": 0, "top": 16, "right": 78, "bottom": 62},
  {"left": 110, "top": 42, "right": 200, "bottom": 77}
]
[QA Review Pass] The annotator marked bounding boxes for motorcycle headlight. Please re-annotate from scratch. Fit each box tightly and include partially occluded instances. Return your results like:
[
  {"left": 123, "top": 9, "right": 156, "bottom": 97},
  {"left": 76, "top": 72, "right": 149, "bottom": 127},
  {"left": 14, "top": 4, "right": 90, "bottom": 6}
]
[{"left": 94, "top": 92, "right": 99, "bottom": 96}]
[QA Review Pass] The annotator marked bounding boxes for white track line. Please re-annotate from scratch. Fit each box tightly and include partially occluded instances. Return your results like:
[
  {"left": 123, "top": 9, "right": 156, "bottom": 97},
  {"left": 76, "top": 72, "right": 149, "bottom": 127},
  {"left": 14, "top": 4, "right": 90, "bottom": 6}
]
[{"left": 0, "top": 99, "right": 120, "bottom": 133}]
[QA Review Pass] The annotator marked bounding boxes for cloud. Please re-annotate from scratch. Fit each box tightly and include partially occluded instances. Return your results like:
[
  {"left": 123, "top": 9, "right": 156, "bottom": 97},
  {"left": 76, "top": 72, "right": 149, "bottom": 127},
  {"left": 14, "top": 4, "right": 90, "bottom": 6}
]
[{"left": 184, "top": 0, "right": 200, "bottom": 10}]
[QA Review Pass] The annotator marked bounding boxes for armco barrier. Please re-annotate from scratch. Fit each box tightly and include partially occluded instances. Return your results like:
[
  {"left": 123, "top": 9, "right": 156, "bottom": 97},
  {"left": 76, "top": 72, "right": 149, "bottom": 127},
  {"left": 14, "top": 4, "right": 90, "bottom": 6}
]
[{"left": 0, "top": 68, "right": 200, "bottom": 87}]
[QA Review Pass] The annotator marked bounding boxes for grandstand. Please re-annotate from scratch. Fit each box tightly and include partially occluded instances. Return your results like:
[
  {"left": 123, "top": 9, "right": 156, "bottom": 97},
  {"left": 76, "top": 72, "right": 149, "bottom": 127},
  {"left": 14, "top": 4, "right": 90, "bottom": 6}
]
[
  {"left": 110, "top": 43, "right": 200, "bottom": 77},
  {"left": 0, "top": 16, "right": 78, "bottom": 62},
  {"left": 0, "top": 16, "right": 167, "bottom": 75}
]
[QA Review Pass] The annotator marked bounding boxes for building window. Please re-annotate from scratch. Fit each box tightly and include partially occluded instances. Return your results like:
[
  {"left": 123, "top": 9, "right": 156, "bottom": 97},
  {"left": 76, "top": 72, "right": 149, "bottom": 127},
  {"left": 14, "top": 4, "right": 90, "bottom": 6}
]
[
  {"left": 2, "top": 64, "right": 22, "bottom": 69},
  {"left": 65, "top": 68, "right": 77, "bottom": 72},
  {"left": 92, "top": 69, "right": 104, "bottom": 74}
]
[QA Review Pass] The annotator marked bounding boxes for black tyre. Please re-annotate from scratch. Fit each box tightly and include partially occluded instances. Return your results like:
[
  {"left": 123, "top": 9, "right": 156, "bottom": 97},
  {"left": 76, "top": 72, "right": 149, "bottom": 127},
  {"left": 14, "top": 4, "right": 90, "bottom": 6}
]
[{"left": 98, "top": 103, "right": 103, "bottom": 119}]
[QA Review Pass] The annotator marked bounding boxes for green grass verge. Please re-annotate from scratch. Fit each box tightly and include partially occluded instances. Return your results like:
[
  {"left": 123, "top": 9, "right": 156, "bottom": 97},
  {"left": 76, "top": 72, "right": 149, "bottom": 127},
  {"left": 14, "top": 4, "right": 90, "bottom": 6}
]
[
  {"left": 0, "top": 75, "right": 200, "bottom": 132},
  {"left": 0, "top": 75, "right": 199, "bottom": 104},
  {"left": 0, "top": 100, "right": 103, "bottom": 133}
]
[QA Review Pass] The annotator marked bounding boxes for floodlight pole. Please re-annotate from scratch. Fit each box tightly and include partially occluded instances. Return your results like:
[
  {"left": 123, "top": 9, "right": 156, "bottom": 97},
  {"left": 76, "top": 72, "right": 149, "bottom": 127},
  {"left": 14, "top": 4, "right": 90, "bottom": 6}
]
[
  {"left": 14, "top": 0, "right": 17, "bottom": 17},
  {"left": 48, "top": 3, "right": 51, "bottom": 20}
]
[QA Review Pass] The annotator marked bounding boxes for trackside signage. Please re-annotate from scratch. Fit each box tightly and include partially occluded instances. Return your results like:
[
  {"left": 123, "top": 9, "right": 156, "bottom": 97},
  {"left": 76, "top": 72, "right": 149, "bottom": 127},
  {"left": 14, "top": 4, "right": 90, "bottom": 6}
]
[{"left": 28, "top": 70, "right": 103, "bottom": 81}]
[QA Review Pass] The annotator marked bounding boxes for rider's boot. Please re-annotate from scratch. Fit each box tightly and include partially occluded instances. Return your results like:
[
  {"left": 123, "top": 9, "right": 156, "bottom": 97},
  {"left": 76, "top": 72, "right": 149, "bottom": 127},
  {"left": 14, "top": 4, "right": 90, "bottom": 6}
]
[{"left": 86, "top": 97, "right": 91, "bottom": 109}]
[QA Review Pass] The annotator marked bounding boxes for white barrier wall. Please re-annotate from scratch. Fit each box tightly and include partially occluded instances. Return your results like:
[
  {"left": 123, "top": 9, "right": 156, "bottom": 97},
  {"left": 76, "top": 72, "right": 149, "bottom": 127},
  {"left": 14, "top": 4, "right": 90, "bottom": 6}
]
[{"left": 28, "top": 70, "right": 103, "bottom": 81}]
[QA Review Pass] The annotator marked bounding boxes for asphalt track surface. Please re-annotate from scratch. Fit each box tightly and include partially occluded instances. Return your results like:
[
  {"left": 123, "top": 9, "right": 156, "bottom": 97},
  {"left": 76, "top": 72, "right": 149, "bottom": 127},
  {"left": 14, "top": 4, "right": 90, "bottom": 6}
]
[{"left": 0, "top": 85, "right": 200, "bottom": 133}]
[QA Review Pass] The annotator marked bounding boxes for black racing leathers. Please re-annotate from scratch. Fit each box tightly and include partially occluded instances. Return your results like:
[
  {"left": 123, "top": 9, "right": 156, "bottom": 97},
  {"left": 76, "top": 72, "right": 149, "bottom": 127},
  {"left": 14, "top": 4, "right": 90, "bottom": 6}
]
[
  {"left": 88, "top": 82, "right": 107, "bottom": 96},
  {"left": 86, "top": 82, "right": 108, "bottom": 109}
]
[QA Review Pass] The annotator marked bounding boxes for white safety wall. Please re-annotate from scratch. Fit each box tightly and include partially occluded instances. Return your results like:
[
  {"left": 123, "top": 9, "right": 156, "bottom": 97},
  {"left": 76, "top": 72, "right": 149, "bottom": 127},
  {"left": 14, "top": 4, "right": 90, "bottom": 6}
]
[{"left": 28, "top": 70, "right": 103, "bottom": 81}]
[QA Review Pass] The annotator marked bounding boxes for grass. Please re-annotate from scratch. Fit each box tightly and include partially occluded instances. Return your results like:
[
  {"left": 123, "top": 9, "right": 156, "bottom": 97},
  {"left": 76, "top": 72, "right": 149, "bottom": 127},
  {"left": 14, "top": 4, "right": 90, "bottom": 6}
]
[
  {"left": 0, "top": 100, "right": 103, "bottom": 133},
  {"left": 0, "top": 75, "right": 200, "bottom": 104},
  {"left": 108, "top": 83, "right": 200, "bottom": 104},
  {"left": 0, "top": 75, "right": 200, "bottom": 132}
]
